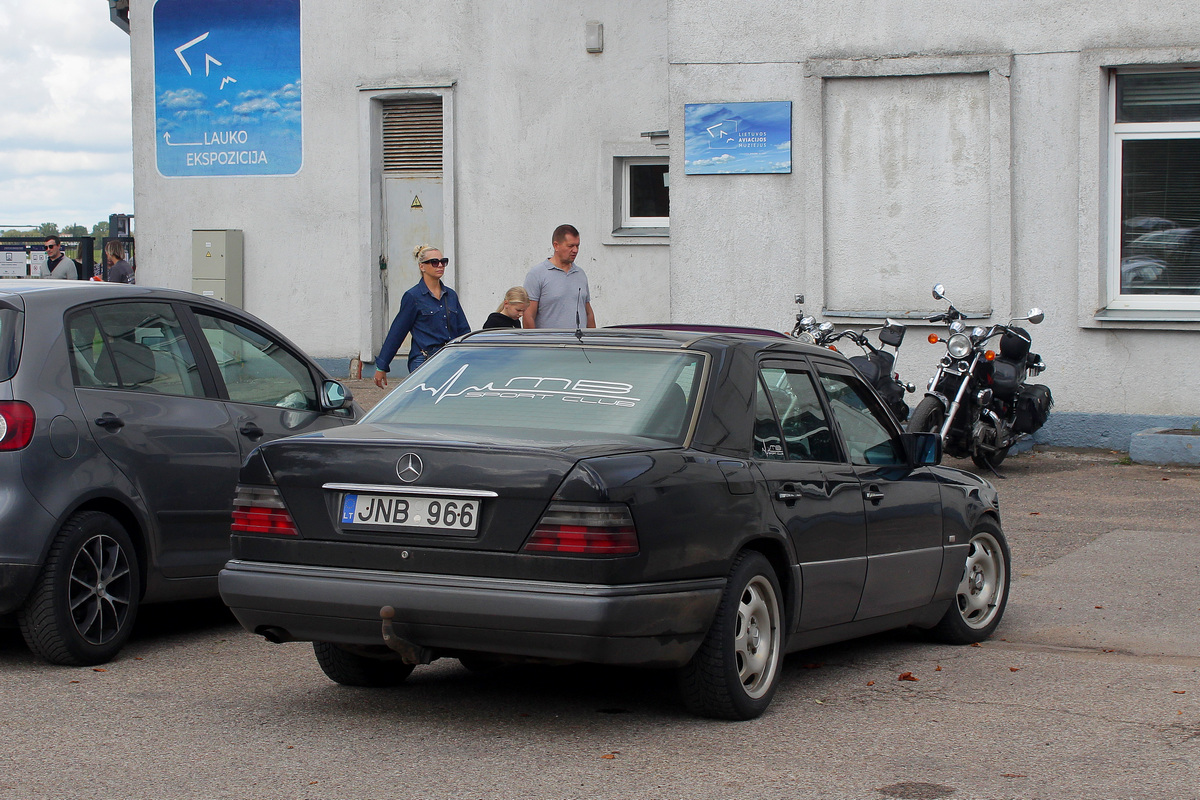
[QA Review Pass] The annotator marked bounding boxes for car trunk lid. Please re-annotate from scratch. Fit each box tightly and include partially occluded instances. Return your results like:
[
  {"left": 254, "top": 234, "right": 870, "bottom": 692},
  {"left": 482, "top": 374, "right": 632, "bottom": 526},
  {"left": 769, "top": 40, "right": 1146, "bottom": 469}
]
[{"left": 254, "top": 423, "right": 640, "bottom": 553}]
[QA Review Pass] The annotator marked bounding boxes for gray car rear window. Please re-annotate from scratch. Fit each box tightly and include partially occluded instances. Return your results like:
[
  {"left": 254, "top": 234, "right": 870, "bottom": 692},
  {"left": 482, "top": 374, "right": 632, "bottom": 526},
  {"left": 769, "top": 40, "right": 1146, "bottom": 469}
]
[
  {"left": 0, "top": 307, "right": 22, "bottom": 382},
  {"left": 365, "top": 345, "right": 703, "bottom": 443}
]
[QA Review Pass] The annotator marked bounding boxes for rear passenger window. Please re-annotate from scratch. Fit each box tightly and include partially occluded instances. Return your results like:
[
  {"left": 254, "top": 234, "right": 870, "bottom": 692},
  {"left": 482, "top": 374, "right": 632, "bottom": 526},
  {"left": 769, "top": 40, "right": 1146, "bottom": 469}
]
[
  {"left": 753, "top": 377, "right": 785, "bottom": 459},
  {"left": 758, "top": 366, "right": 839, "bottom": 462},
  {"left": 68, "top": 303, "right": 204, "bottom": 397},
  {"left": 0, "top": 306, "right": 22, "bottom": 382}
]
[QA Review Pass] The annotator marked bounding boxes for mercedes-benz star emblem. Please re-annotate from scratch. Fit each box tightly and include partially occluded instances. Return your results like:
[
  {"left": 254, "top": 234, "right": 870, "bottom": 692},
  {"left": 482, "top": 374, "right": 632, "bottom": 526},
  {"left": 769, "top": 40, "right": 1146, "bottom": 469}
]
[{"left": 396, "top": 453, "right": 423, "bottom": 483}]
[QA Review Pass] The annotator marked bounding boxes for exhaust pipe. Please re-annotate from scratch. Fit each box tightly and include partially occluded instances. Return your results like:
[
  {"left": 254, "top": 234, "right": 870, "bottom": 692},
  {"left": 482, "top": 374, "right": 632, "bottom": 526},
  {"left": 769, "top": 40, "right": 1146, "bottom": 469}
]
[{"left": 256, "top": 626, "right": 291, "bottom": 644}]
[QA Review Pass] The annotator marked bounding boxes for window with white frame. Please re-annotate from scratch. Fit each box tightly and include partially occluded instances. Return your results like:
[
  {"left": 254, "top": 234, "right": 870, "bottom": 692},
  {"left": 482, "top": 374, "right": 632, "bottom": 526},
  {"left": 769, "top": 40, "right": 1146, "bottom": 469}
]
[
  {"left": 1109, "top": 70, "right": 1200, "bottom": 309},
  {"left": 618, "top": 157, "right": 669, "bottom": 230}
]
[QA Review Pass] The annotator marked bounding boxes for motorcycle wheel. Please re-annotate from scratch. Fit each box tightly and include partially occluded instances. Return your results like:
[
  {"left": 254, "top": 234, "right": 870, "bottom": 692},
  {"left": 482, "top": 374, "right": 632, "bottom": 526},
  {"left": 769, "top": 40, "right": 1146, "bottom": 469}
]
[
  {"left": 906, "top": 396, "right": 945, "bottom": 434},
  {"left": 971, "top": 445, "right": 1009, "bottom": 470}
]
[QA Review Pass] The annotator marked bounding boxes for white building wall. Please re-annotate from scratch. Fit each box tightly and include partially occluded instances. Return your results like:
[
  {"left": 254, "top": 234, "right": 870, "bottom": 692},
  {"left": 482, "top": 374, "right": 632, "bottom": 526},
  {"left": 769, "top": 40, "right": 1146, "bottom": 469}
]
[
  {"left": 667, "top": 0, "right": 1200, "bottom": 437},
  {"left": 128, "top": 1, "right": 670, "bottom": 363},
  {"left": 125, "top": 0, "right": 1200, "bottom": 445}
]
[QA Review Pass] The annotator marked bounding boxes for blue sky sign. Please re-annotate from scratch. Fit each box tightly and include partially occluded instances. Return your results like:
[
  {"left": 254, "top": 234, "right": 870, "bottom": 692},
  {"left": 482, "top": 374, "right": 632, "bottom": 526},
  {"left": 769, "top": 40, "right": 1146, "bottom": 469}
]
[
  {"left": 153, "top": 0, "right": 301, "bottom": 177},
  {"left": 684, "top": 102, "right": 792, "bottom": 175}
]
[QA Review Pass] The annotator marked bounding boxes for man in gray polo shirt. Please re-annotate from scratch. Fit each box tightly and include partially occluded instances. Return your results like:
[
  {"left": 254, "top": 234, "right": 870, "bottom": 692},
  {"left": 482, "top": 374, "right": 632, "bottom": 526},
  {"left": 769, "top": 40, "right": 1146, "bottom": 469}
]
[{"left": 522, "top": 224, "right": 596, "bottom": 329}]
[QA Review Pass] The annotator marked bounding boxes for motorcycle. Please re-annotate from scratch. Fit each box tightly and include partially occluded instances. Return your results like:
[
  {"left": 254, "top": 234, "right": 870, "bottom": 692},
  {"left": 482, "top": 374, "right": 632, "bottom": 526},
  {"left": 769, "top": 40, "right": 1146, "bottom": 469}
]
[
  {"left": 790, "top": 301, "right": 835, "bottom": 346},
  {"left": 907, "top": 284, "right": 1053, "bottom": 471},
  {"left": 791, "top": 296, "right": 915, "bottom": 423}
]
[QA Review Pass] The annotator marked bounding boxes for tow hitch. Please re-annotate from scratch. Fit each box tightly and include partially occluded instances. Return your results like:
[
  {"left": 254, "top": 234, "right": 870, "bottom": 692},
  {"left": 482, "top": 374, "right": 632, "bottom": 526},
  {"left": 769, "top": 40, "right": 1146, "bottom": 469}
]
[{"left": 380, "top": 606, "right": 435, "bottom": 664}]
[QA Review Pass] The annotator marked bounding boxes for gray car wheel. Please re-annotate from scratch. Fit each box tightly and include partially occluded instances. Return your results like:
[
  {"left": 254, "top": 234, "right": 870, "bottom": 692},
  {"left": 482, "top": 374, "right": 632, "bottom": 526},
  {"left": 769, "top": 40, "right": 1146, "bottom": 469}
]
[
  {"left": 678, "top": 550, "right": 784, "bottom": 720},
  {"left": 18, "top": 511, "right": 141, "bottom": 666},
  {"left": 930, "top": 518, "right": 1010, "bottom": 644}
]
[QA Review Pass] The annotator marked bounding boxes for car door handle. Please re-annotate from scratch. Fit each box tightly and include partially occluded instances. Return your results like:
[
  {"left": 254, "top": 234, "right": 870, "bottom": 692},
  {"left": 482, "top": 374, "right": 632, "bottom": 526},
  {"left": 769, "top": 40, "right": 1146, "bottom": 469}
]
[
  {"left": 238, "top": 422, "right": 264, "bottom": 441},
  {"left": 94, "top": 412, "right": 125, "bottom": 431},
  {"left": 775, "top": 482, "right": 822, "bottom": 503},
  {"left": 863, "top": 487, "right": 885, "bottom": 504}
]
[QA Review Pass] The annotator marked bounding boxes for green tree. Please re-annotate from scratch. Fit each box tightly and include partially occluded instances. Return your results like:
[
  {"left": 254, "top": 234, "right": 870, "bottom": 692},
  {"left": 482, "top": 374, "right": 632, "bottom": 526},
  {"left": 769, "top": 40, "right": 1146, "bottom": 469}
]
[
  {"left": 91, "top": 221, "right": 110, "bottom": 239},
  {"left": 37, "top": 222, "right": 60, "bottom": 238},
  {"left": 63, "top": 224, "right": 88, "bottom": 238}
]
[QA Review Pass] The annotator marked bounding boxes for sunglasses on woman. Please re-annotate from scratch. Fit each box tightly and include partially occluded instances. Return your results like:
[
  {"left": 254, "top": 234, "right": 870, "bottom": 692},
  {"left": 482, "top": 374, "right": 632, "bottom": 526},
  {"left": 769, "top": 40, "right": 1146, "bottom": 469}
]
[{"left": 421, "top": 258, "right": 450, "bottom": 267}]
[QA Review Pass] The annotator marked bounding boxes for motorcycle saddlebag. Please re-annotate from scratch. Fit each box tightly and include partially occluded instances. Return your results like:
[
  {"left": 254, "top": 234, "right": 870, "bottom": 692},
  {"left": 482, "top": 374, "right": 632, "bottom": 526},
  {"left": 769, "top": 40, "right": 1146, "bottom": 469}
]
[{"left": 1014, "top": 383, "right": 1053, "bottom": 434}]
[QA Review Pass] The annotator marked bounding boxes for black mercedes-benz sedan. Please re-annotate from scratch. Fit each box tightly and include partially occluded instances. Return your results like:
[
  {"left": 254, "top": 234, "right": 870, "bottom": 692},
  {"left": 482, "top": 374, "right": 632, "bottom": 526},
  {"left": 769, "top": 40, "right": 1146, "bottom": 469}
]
[{"left": 219, "top": 327, "right": 1009, "bottom": 719}]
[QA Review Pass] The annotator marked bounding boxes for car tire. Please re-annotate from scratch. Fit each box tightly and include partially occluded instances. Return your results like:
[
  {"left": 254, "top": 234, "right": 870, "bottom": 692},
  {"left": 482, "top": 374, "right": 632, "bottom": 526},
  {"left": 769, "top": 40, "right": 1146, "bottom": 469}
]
[
  {"left": 313, "top": 642, "right": 415, "bottom": 687},
  {"left": 458, "top": 655, "right": 505, "bottom": 674},
  {"left": 18, "top": 511, "right": 141, "bottom": 666},
  {"left": 929, "top": 518, "right": 1011, "bottom": 644},
  {"left": 678, "top": 550, "right": 784, "bottom": 720},
  {"left": 906, "top": 395, "right": 945, "bottom": 435}
]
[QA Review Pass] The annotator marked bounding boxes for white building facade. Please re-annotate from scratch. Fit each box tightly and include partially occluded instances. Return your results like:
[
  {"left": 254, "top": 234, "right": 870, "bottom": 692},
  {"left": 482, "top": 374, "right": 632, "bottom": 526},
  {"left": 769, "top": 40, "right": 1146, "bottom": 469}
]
[{"left": 124, "top": 1, "right": 1200, "bottom": 449}]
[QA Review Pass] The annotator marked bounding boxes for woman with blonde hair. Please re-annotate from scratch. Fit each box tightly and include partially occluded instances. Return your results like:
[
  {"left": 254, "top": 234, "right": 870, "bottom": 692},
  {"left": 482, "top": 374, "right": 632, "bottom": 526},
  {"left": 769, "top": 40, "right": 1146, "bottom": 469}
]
[
  {"left": 482, "top": 286, "right": 529, "bottom": 329},
  {"left": 373, "top": 244, "right": 470, "bottom": 387}
]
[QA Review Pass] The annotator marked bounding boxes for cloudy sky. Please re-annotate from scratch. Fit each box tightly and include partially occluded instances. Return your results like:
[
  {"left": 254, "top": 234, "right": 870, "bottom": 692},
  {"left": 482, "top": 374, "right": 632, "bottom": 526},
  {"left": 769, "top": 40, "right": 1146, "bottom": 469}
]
[{"left": 0, "top": 0, "right": 133, "bottom": 230}]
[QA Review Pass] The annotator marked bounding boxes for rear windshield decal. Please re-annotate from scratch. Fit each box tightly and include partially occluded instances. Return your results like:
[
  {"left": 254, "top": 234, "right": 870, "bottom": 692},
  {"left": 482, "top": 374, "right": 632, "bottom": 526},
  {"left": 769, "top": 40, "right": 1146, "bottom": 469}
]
[{"left": 404, "top": 364, "right": 641, "bottom": 407}]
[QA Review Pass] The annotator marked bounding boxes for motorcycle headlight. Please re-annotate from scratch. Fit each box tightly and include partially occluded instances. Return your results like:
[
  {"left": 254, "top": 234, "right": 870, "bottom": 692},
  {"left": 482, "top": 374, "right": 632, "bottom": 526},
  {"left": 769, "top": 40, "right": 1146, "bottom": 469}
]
[
  {"left": 794, "top": 331, "right": 816, "bottom": 345},
  {"left": 947, "top": 333, "right": 972, "bottom": 359}
]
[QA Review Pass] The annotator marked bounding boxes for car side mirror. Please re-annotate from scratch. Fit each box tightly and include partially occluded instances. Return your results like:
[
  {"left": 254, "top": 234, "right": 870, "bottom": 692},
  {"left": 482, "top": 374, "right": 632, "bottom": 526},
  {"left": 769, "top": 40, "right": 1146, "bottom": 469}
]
[
  {"left": 320, "top": 379, "right": 352, "bottom": 410},
  {"left": 903, "top": 431, "right": 942, "bottom": 467}
]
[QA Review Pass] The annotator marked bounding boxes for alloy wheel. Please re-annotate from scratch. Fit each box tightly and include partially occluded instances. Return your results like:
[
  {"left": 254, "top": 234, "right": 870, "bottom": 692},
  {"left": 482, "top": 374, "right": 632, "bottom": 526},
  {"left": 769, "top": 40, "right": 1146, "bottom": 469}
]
[
  {"left": 69, "top": 533, "right": 134, "bottom": 646},
  {"left": 956, "top": 530, "right": 1006, "bottom": 629},
  {"left": 735, "top": 575, "right": 781, "bottom": 699}
]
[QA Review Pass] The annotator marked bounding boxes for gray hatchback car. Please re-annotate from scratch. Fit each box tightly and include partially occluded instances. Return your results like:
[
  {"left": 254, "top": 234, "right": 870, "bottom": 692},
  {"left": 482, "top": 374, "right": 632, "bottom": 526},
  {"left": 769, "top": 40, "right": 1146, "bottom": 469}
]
[{"left": 0, "top": 281, "right": 360, "bottom": 665}]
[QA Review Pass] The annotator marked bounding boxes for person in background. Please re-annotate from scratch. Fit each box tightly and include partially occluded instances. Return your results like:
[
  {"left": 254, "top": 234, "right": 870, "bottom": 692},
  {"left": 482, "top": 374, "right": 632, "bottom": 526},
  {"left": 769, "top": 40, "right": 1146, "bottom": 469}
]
[
  {"left": 41, "top": 236, "right": 77, "bottom": 279},
  {"left": 482, "top": 286, "right": 528, "bottom": 329},
  {"left": 373, "top": 244, "right": 470, "bottom": 387},
  {"left": 522, "top": 224, "right": 595, "bottom": 329},
  {"left": 104, "top": 241, "right": 135, "bottom": 283}
]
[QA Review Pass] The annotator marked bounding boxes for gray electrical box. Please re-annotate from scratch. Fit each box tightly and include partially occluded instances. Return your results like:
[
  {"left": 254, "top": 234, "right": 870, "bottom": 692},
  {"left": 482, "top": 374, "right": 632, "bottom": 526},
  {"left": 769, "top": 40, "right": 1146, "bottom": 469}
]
[{"left": 192, "top": 229, "right": 243, "bottom": 307}]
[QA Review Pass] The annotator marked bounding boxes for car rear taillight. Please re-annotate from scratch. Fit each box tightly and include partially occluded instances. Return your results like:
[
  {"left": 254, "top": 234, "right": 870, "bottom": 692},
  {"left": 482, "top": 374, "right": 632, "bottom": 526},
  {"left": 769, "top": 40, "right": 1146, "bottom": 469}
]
[
  {"left": 0, "top": 401, "right": 35, "bottom": 451},
  {"left": 231, "top": 485, "right": 299, "bottom": 536},
  {"left": 523, "top": 502, "right": 638, "bottom": 555}
]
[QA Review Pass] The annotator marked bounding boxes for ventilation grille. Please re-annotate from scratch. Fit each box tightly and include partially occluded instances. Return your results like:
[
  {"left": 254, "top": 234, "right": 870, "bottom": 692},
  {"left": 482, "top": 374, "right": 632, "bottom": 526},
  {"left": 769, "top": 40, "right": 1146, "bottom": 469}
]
[{"left": 382, "top": 98, "right": 443, "bottom": 173}]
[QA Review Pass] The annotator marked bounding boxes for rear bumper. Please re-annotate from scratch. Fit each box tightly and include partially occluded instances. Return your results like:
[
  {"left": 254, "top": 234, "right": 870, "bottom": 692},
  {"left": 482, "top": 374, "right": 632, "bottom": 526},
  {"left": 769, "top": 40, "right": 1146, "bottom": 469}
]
[
  {"left": 219, "top": 560, "right": 725, "bottom": 668},
  {"left": 0, "top": 563, "right": 41, "bottom": 615}
]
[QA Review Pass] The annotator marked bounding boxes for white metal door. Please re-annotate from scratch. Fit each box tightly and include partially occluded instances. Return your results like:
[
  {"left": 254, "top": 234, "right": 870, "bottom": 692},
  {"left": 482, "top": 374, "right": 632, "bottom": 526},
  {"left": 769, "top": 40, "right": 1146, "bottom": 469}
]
[
  {"left": 384, "top": 177, "right": 442, "bottom": 320},
  {"left": 381, "top": 97, "right": 445, "bottom": 323}
]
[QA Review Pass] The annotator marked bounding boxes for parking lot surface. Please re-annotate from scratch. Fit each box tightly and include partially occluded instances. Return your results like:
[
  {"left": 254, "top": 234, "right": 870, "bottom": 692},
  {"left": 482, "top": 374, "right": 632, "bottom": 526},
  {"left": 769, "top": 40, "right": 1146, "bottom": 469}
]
[{"left": 2, "top": 380, "right": 1196, "bottom": 800}]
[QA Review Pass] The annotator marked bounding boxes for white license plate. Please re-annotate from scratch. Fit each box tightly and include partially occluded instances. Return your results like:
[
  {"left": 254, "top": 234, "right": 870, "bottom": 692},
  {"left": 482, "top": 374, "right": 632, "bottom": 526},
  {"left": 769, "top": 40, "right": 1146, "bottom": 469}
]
[{"left": 340, "top": 493, "right": 480, "bottom": 532}]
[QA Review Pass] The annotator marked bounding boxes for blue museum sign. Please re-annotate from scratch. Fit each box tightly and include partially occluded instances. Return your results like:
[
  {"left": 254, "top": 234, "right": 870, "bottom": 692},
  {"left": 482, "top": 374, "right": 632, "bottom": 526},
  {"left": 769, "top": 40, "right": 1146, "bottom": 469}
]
[
  {"left": 153, "top": 0, "right": 302, "bottom": 177},
  {"left": 684, "top": 101, "right": 792, "bottom": 175}
]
